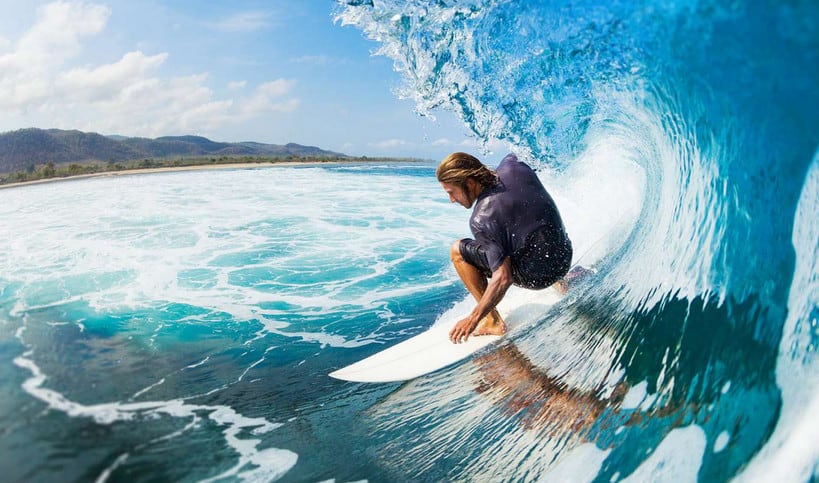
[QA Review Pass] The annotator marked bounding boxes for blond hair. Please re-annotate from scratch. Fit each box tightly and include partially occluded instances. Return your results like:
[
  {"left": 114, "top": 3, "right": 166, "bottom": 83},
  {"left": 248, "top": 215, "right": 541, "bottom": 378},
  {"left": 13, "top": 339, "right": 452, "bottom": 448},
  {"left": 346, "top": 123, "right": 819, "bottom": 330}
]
[{"left": 436, "top": 152, "right": 498, "bottom": 190}]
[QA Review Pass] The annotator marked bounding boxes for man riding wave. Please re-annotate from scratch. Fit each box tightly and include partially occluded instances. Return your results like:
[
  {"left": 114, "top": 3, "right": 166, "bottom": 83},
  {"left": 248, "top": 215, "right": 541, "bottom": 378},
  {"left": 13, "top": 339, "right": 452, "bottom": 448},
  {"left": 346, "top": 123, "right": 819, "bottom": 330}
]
[{"left": 437, "top": 152, "right": 573, "bottom": 343}]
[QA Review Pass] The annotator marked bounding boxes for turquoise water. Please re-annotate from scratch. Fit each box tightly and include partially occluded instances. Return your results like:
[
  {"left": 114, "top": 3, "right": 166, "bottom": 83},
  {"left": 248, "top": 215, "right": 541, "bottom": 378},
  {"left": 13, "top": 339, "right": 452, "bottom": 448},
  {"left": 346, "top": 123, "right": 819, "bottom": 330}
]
[
  {"left": 336, "top": 0, "right": 819, "bottom": 480},
  {"left": 1, "top": 0, "right": 818, "bottom": 480},
  {"left": 0, "top": 164, "right": 481, "bottom": 480},
  {"left": 0, "top": 160, "right": 637, "bottom": 481}
]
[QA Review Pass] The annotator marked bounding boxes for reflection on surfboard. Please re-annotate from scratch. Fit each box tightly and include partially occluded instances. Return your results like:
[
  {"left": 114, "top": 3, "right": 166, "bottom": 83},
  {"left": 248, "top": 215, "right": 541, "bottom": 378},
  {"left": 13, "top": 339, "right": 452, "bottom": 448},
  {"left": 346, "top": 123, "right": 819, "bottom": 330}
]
[{"left": 328, "top": 271, "right": 594, "bottom": 383}]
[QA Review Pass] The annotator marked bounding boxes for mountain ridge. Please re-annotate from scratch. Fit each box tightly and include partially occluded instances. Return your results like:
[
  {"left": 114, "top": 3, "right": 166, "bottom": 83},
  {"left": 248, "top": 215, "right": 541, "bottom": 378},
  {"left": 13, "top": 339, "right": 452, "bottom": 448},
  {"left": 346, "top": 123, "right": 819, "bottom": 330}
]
[{"left": 0, "top": 128, "right": 346, "bottom": 173}]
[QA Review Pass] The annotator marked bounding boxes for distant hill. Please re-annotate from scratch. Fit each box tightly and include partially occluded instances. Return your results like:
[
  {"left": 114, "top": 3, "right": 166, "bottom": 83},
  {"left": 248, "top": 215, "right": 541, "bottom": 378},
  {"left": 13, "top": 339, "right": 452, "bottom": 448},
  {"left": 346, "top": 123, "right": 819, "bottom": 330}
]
[{"left": 0, "top": 128, "right": 346, "bottom": 173}]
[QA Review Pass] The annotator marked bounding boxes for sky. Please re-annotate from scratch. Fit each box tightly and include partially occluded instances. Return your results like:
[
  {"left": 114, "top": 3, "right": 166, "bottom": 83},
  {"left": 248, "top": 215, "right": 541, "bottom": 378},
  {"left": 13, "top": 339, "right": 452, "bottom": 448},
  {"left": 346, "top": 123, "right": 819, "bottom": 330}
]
[{"left": 0, "top": 0, "right": 502, "bottom": 160}]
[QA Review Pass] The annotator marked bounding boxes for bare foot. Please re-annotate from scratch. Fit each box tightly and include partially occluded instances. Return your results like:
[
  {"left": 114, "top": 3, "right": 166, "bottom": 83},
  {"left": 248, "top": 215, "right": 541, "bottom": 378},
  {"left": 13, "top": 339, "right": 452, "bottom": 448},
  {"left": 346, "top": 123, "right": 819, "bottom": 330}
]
[
  {"left": 554, "top": 266, "right": 595, "bottom": 294},
  {"left": 472, "top": 310, "right": 507, "bottom": 336}
]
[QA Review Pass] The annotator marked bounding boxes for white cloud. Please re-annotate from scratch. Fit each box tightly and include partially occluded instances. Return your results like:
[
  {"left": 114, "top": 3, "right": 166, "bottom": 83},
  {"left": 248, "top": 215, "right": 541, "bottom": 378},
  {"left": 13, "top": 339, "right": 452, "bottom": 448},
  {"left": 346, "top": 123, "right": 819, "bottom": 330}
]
[
  {"left": 256, "top": 79, "right": 295, "bottom": 98},
  {"left": 432, "top": 137, "right": 453, "bottom": 146},
  {"left": 55, "top": 51, "right": 169, "bottom": 102},
  {"left": 210, "top": 11, "right": 271, "bottom": 33},
  {"left": 237, "top": 80, "right": 299, "bottom": 117},
  {"left": 228, "top": 80, "right": 247, "bottom": 90},
  {"left": 60, "top": 75, "right": 299, "bottom": 137},
  {"left": 370, "top": 139, "right": 409, "bottom": 149},
  {"left": 0, "top": 1, "right": 111, "bottom": 111},
  {"left": 18, "top": 1, "right": 110, "bottom": 61},
  {"left": 0, "top": 1, "right": 299, "bottom": 137}
]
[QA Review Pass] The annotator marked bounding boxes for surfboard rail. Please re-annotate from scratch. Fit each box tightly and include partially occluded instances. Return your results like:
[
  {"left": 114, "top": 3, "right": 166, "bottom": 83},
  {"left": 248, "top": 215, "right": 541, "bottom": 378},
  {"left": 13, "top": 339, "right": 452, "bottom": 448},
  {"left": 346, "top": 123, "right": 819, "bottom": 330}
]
[{"left": 329, "top": 285, "right": 569, "bottom": 383}]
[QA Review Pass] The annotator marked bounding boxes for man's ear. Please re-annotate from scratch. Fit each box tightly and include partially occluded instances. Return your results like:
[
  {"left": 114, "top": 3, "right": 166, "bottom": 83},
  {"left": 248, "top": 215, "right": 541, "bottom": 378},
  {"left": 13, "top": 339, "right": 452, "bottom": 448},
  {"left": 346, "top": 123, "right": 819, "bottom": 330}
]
[
  {"left": 465, "top": 177, "right": 477, "bottom": 192},
  {"left": 467, "top": 177, "right": 481, "bottom": 197}
]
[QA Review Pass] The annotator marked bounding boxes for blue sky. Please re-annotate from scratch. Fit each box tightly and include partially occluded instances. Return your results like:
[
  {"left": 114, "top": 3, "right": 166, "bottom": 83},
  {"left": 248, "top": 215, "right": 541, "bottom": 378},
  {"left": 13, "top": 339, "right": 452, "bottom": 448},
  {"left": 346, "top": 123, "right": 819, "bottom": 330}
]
[{"left": 0, "top": 0, "right": 498, "bottom": 159}]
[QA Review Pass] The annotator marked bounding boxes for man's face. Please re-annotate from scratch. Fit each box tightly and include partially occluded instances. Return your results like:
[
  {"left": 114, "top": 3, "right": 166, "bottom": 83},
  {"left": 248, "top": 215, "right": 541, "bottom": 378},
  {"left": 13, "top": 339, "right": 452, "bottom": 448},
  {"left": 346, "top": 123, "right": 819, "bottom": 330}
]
[{"left": 441, "top": 181, "right": 474, "bottom": 209}]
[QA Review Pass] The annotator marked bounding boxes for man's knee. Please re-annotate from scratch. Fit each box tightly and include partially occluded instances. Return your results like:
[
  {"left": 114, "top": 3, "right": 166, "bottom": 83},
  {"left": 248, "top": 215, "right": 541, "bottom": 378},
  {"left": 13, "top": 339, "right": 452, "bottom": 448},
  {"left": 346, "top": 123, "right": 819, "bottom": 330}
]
[{"left": 450, "top": 240, "right": 463, "bottom": 262}]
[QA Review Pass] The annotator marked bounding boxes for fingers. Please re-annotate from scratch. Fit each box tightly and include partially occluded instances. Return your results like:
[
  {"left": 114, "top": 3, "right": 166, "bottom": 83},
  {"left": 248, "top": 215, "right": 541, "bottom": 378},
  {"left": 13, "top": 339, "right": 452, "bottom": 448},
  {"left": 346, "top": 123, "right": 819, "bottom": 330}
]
[
  {"left": 448, "top": 326, "right": 459, "bottom": 343},
  {"left": 449, "top": 320, "right": 473, "bottom": 344},
  {"left": 449, "top": 329, "right": 467, "bottom": 344}
]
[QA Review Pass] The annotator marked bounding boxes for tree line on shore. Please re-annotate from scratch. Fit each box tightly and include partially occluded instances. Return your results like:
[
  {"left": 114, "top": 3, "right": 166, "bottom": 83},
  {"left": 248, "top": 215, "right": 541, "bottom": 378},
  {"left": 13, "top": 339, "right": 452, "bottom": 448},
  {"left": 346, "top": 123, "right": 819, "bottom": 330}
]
[{"left": 0, "top": 155, "right": 427, "bottom": 185}]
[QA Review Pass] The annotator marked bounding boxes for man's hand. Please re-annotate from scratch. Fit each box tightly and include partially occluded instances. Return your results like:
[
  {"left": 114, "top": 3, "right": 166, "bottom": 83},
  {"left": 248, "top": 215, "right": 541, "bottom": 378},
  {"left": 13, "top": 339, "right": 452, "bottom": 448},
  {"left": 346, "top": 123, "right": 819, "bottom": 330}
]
[
  {"left": 449, "top": 258, "right": 513, "bottom": 344},
  {"left": 450, "top": 315, "right": 479, "bottom": 344}
]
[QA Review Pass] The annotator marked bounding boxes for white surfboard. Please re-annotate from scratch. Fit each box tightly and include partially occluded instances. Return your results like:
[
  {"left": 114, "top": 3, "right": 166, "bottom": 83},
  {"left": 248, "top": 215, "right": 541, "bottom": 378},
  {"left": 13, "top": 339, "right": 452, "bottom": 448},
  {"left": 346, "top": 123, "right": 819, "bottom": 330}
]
[{"left": 329, "top": 286, "right": 565, "bottom": 383}]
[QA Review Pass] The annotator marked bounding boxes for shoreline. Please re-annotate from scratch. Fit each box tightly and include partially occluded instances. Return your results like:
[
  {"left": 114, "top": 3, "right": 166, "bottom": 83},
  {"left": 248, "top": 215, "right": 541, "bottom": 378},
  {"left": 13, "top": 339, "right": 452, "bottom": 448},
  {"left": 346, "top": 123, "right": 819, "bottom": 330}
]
[{"left": 0, "top": 159, "right": 430, "bottom": 190}]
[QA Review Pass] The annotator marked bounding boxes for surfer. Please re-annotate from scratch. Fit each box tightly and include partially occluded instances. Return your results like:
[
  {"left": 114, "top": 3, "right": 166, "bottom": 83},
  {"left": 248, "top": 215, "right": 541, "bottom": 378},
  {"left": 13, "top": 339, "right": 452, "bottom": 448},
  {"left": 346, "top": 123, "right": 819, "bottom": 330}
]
[{"left": 438, "top": 152, "right": 573, "bottom": 343}]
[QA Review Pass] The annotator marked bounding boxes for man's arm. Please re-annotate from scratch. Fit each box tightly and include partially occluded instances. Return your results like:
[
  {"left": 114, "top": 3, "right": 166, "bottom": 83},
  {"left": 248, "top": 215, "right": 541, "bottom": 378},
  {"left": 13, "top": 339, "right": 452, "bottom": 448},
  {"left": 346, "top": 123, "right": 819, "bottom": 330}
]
[{"left": 449, "top": 257, "right": 513, "bottom": 343}]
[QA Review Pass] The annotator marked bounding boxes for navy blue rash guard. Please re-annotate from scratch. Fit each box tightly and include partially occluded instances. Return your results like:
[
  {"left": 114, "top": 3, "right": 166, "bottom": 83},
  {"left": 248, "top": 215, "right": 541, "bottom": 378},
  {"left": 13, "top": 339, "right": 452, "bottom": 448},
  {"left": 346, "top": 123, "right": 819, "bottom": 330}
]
[{"left": 461, "top": 153, "right": 572, "bottom": 289}]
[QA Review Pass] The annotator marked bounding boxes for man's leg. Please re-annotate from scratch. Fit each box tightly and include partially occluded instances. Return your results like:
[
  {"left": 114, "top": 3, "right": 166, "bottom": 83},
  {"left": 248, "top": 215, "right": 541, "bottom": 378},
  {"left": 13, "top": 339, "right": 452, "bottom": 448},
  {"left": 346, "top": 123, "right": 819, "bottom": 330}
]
[{"left": 450, "top": 241, "right": 506, "bottom": 335}]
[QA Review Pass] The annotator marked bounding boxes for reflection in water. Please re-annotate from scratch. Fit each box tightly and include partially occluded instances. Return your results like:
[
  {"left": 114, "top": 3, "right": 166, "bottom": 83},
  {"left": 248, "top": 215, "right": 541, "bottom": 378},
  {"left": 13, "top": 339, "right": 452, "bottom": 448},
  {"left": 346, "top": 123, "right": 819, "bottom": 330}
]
[
  {"left": 471, "top": 341, "right": 694, "bottom": 440},
  {"left": 473, "top": 343, "right": 611, "bottom": 434},
  {"left": 365, "top": 289, "right": 781, "bottom": 480}
]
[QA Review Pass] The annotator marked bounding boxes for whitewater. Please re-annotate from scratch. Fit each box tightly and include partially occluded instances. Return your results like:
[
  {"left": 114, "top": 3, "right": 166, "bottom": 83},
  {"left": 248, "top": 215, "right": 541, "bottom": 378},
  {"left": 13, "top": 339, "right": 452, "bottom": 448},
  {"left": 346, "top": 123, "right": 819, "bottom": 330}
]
[{"left": 0, "top": 0, "right": 817, "bottom": 481}]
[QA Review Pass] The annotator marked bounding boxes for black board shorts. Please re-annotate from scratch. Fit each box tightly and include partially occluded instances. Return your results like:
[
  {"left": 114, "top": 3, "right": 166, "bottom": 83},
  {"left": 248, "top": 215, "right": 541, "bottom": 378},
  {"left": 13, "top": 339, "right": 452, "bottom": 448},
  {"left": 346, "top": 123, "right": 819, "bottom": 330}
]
[{"left": 459, "top": 227, "right": 572, "bottom": 290}]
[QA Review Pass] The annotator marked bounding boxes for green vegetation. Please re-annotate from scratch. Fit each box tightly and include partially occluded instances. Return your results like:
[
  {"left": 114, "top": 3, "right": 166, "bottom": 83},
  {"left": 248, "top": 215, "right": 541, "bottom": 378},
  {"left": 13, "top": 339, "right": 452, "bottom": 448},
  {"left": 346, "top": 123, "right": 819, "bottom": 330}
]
[
  {"left": 0, "top": 155, "right": 430, "bottom": 186},
  {"left": 0, "top": 128, "right": 353, "bottom": 175}
]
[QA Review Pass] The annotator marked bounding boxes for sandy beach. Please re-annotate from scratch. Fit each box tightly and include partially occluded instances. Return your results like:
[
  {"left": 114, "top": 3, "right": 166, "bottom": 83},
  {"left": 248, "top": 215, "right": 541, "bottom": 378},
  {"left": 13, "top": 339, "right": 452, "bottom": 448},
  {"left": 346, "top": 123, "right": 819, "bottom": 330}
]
[{"left": 0, "top": 160, "right": 412, "bottom": 190}]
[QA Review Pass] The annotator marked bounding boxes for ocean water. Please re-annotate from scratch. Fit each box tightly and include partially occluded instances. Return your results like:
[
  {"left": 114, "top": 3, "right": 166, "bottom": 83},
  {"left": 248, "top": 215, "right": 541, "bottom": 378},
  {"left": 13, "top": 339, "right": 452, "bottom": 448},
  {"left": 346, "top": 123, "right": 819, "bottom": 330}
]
[
  {"left": 0, "top": 159, "right": 637, "bottom": 481},
  {"left": 0, "top": 1, "right": 817, "bottom": 483}
]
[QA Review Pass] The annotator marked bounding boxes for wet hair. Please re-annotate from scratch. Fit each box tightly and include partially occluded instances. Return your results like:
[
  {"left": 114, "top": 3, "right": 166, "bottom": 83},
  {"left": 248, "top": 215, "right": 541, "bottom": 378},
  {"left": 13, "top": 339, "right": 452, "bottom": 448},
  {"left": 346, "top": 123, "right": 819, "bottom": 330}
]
[{"left": 436, "top": 152, "right": 498, "bottom": 190}]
